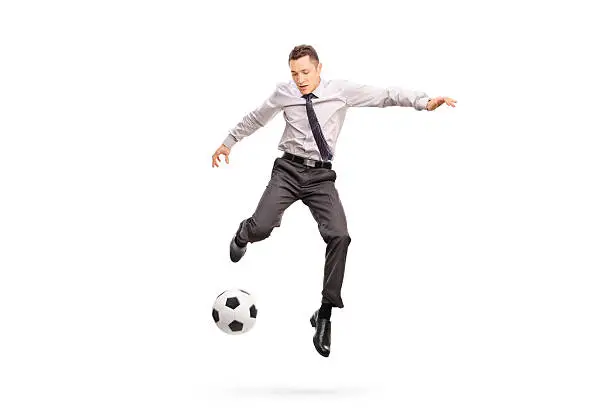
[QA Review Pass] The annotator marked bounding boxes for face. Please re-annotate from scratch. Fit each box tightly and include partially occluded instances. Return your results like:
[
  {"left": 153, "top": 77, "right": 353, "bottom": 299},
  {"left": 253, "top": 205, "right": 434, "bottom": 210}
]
[{"left": 289, "top": 55, "right": 322, "bottom": 95}]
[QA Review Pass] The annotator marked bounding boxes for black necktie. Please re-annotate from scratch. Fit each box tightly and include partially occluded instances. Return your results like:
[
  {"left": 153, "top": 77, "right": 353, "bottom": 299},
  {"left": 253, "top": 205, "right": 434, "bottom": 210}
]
[{"left": 302, "top": 93, "right": 333, "bottom": 161}]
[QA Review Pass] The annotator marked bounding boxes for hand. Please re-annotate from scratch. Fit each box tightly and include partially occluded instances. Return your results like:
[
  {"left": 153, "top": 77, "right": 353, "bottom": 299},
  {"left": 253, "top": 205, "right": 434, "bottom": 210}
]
[
  {"left": 426, "top": 96, "right": 457, "bottom": 111},
  {"left": 212, "top": 144, "right": 231, "bottom": 168}
]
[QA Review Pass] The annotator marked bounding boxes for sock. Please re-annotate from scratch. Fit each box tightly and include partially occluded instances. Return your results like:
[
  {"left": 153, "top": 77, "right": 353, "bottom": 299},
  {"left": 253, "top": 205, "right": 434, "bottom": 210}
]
[{"left": 318, "top": 302, "right": 332, "bottom": 320}]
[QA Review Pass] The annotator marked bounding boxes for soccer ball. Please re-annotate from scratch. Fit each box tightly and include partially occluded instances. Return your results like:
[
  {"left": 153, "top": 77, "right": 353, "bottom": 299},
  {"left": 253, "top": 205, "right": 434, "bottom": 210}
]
[{"left": 212, "top": 289, "right": 257, "bottom": 335}]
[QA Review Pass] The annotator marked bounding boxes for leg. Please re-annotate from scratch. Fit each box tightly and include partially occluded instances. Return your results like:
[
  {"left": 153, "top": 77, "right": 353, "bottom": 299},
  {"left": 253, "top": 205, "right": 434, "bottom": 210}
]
[
  {"left": 302, "top": 174, "right": 351, "bottom": 309},
  {"left": 235, "top": 158, "right": 299, "bottom": 245}
]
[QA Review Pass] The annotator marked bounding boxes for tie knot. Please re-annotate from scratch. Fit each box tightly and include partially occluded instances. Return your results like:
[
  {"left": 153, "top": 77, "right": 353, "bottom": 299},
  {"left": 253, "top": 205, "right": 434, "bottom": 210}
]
[{"left": 302, "top": 93, "right": 315, "bottom": 101}]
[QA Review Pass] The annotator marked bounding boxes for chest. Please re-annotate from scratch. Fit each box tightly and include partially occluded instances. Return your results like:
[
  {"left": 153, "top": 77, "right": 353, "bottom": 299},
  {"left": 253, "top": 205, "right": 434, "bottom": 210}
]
[{"left": 282, "top": 97, "right": 347, "bottom": 126}]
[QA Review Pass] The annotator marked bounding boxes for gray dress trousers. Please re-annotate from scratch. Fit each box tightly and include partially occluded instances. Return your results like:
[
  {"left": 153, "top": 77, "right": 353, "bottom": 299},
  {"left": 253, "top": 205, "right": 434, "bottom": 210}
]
[{"left": 234, "top": 156, "right": 351, "bottom": 308}]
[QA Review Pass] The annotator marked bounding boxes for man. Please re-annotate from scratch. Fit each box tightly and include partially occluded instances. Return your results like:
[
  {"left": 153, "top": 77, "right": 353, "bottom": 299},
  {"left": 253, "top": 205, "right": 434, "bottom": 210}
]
[{"left": 211, "top": 44, "right": 456, "bottom": 357}]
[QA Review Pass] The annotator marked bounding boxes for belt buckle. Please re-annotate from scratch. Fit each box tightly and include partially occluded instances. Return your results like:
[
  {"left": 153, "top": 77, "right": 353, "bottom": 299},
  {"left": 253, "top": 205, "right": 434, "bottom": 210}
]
[{"left": 304, "top": 158, "right": 316, "bottom": 167}]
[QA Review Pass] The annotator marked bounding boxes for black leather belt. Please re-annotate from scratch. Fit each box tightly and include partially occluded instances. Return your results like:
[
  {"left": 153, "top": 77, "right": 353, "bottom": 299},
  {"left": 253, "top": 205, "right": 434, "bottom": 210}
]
[{"left": 282, "top": 152, "right": 332, "bottom": 169}]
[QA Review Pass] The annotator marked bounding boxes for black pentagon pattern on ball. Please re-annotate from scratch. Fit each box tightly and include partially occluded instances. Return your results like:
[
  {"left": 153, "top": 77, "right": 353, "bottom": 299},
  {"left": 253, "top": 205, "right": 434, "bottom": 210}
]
[
  {"left": 228, "top": 320, "right": 243, "bottom": 332},
  {"left": 249, "top": 304, "right": 257, "bottom": 318},
  {"left": 212, "top": 308, "right": 219, "bottom": 323},
  {"left": 225, "top": 297, "right": 240, "bottom": 309}
]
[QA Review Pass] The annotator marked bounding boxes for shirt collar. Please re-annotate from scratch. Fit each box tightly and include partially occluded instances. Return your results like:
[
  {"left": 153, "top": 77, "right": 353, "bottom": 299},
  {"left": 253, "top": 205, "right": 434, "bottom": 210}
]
[{"left": 311, "top": 77, "right": 324, "bottom": 98}]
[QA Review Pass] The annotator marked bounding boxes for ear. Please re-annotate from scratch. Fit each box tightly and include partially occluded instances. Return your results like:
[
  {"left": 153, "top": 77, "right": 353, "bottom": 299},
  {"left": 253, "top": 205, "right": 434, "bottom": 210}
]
[{"left": 317, "top": 62, "right": 323, "bottom": 73}]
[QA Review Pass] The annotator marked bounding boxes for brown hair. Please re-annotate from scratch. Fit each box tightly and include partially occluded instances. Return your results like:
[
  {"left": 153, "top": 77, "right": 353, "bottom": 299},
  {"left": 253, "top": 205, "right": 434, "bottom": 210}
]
[{"left": 288, "top": 44, "right": 319, "bottom": 65}]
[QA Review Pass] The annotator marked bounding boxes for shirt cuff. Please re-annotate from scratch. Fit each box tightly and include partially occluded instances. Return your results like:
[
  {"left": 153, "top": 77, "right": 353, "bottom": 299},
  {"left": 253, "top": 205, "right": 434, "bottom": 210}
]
[
  {"left": 223, "top": 135, "right": 237, "bottom": 149},
  {"left": 415, "top": 97, "right": 431, "bottom": 111}
]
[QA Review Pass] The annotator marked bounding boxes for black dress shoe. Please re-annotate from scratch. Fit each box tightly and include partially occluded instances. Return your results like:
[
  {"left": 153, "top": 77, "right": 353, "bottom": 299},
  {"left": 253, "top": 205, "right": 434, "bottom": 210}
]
[
  {"left": 229, "top": 234, "right": 247, "bottom": 263},
  {"left": 310, "top": 310, "right": 331, "bottom": 357}
]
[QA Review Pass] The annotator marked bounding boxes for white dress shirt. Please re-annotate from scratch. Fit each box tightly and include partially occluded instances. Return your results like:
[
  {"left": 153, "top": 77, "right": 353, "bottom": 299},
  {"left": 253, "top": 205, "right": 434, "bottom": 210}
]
[{"left": 222, "top": 77, "right": 430, "bottom": 161}]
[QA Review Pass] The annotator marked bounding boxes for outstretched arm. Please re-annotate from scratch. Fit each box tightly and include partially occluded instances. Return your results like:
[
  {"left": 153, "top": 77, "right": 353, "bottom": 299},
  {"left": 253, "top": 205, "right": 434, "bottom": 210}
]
[
  {"left": 221, "top": 84, "right": 283, "bottom": 149},
  {"left": 340, "top": 80, "right": 457, "bottom": 111},
  {"left": 213, "top": 84, "right": 283, "bottom": 168},
  {"left": 340, "top": 80, "right": 431, "bottom": 110}
]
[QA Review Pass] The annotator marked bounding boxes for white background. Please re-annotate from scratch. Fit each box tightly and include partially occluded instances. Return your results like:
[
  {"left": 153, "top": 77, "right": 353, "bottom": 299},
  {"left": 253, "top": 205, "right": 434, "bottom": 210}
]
[{"left": 1, "top": 0, "right": 611, "bottom": 407}]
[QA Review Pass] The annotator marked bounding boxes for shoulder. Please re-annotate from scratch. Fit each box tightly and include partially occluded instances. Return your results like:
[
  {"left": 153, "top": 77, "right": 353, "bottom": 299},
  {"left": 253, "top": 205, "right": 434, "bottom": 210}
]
[
  {"left": 319, "top": 78, "right": 346, "bottom": 88},
  {"left": 273, "top": 80, "right": 313, "bottom": 101},
  {"left": 275, "top": 80, "right": 294, "bottom": 93},
  {"left": 325, "top": 78, "right": 358, "bottom": 93}
]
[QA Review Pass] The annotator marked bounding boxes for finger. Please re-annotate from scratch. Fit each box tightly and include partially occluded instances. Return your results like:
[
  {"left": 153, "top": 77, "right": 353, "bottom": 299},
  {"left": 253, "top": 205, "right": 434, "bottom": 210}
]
[{"left": 225, "top": 155, "right": 229, "bottom": 164}]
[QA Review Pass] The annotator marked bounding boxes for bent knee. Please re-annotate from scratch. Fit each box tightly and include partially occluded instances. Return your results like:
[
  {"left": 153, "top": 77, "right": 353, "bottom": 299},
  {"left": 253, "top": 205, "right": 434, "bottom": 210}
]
[
  {"left": 326, "top": 232, "right": 351, "bottom": 245},
  {"left": 248, "top": 218, "right": 278, "bottom": 239}
]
